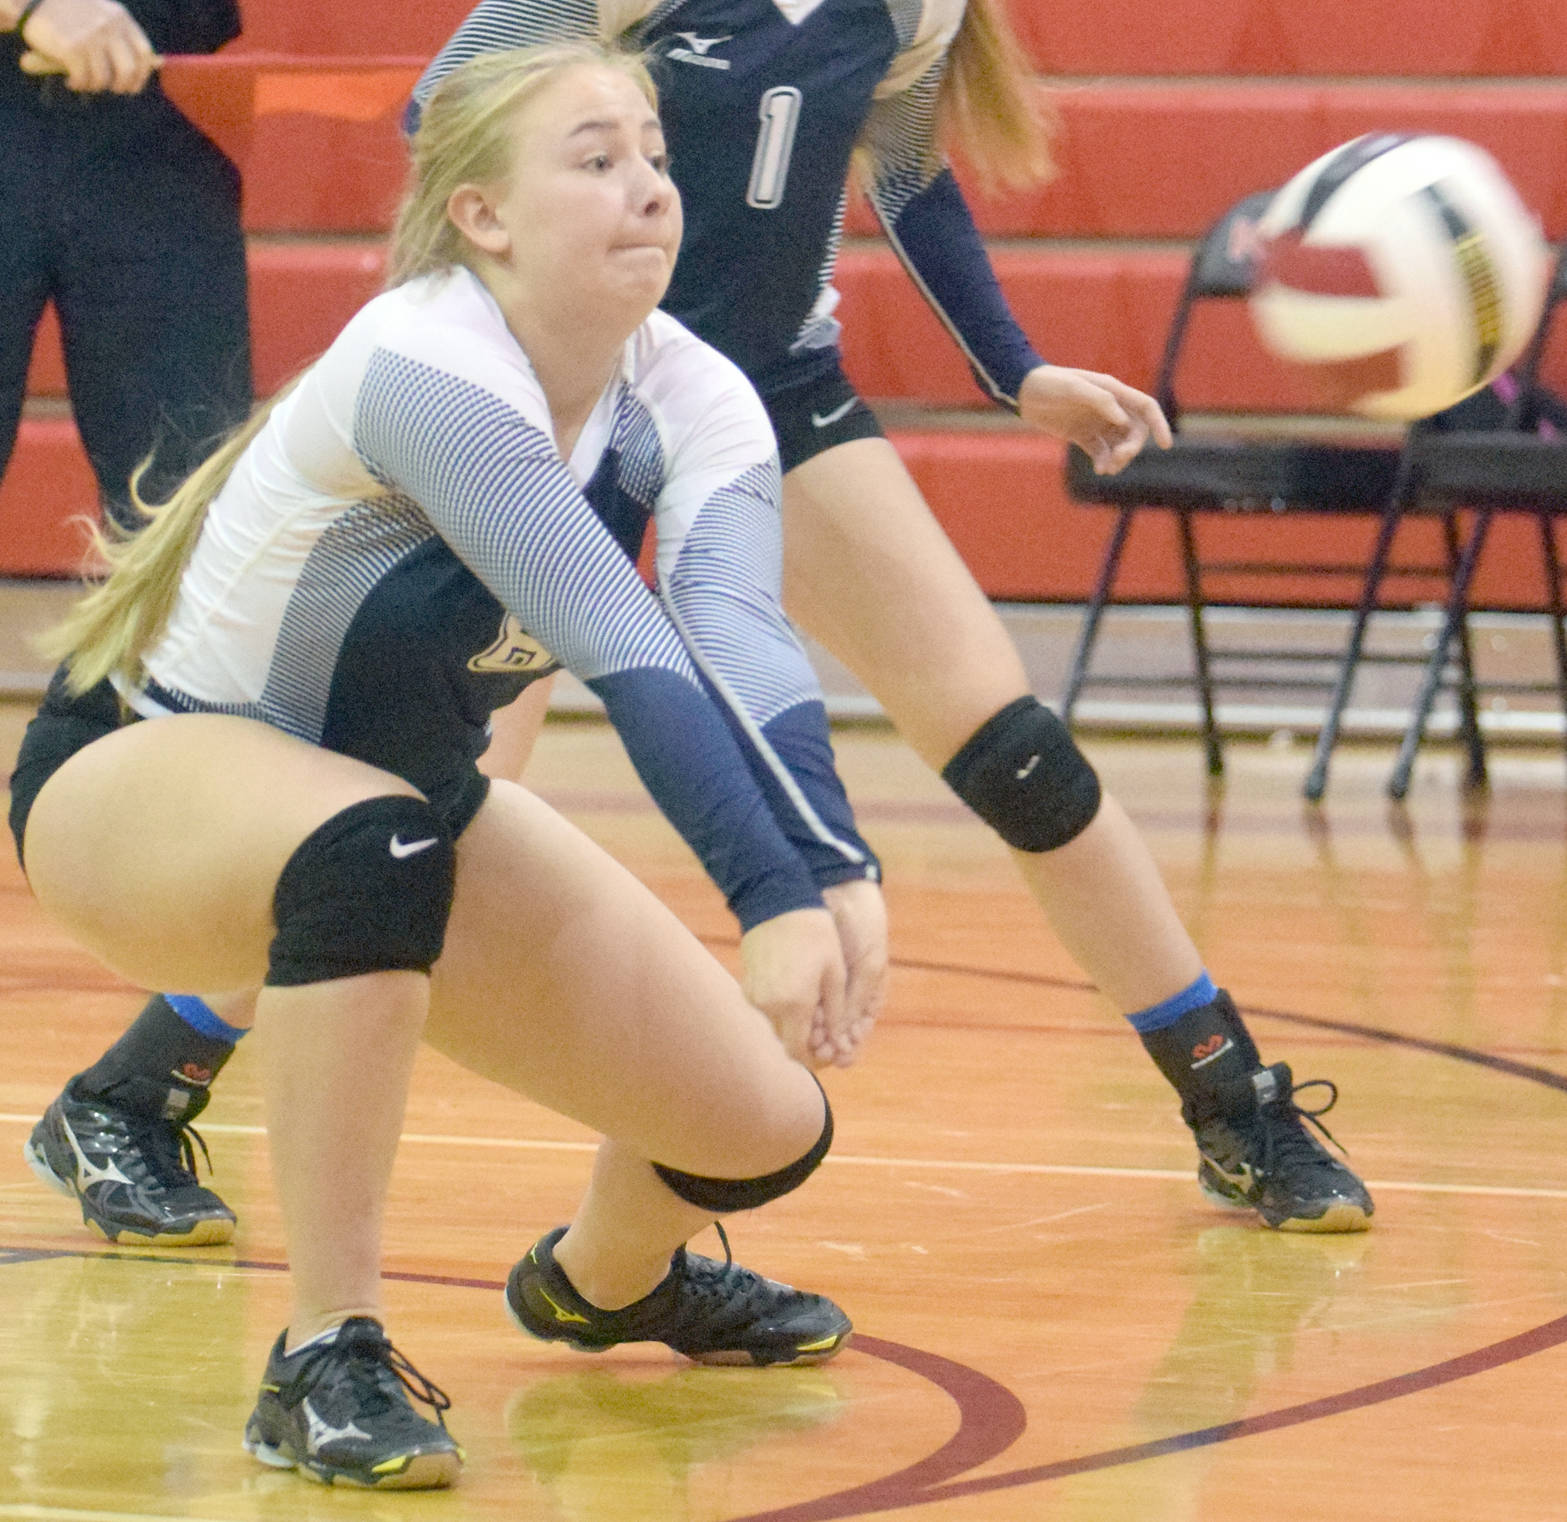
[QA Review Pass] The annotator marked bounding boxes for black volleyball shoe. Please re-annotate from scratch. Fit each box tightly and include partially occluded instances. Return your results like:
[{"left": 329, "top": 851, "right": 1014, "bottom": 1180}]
[
  {"left": 506, "top": 1225, "right": 853, "bottom": 1368},
  {"left": 24, "top": 1078, "right": 235, "bottom": 1245},
  {"left": 1189, "top": 1062, "right": 1374, "bottom": 1232},
  {"left": 244, "top": 1317, "right": 464, "bottom": 1489}
]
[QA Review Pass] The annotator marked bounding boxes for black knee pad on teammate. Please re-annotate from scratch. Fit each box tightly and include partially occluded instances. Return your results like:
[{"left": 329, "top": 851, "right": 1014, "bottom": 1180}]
[
  {"left": 653, "top": 1079, "right": 834, "bottom": 1213},
  {"left": 941, "top": 696, "right": 1102, "bottom": 853},
  {"left": 266, "top": 795, "right": 456, "bottom": 987}
]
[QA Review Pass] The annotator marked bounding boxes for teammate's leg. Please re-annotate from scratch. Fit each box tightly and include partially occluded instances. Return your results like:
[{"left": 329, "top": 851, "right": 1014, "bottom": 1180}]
[{"left": 779, "top": 436, "right": 1371, "bottom": 1232}]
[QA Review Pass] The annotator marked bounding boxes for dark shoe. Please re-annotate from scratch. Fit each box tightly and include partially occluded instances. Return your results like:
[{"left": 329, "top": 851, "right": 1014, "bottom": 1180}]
[
  {"left": 1190, "top": 1063, "right": 1374, "bottom": 1232},
  {"left": 23, "top": 1079, "right": 235, "bottom": 1245},
  {"left": 506, "top": 1226, "right": 852, "bottom": 1367},
  {"left": 244, "top": 1317, "right": 463, "bottom": 1489}
]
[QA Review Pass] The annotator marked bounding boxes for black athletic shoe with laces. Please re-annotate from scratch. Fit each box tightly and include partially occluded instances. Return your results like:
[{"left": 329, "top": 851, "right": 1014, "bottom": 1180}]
[
  {"left": 506, "top": 1225, "right": 852, "bottom": 1367},
  {"left": 244, "top": 1317, "right": 464, "bottom": 1489},
  {"left": 1189, "top": 1062, "right": 1374, "bottom": 1232},
  {"left": 23, "top": 1078, "right": 235, "bottom": 1245}
]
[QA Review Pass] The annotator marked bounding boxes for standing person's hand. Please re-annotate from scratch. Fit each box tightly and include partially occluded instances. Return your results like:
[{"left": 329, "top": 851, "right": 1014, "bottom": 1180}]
[
  {"left": 14, "top": 0, "right": 159, "bottom": 94},
  {"left": 1018, "top": 365, "right": 1173, "bottom": 476},
  {"left": 740, "top": 906, "right": 846, "bottom": 1067},
  {"left": 814, "top": 877, "right": 888, "bottom": 1067}
]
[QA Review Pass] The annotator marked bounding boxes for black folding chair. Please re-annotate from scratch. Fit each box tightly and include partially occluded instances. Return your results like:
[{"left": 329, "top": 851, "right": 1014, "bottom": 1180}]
[
  {"left": 1375, "top": 239, "right": 1567, "bottom": 800},
  {"left": 1062, "top": 191, "right": 1415, "bottom": 781}
]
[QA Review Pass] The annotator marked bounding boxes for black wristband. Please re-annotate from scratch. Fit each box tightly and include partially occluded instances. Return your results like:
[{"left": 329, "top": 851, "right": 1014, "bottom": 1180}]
[{"left": 13, "top": 0, "right": 47, "bottom": 33}]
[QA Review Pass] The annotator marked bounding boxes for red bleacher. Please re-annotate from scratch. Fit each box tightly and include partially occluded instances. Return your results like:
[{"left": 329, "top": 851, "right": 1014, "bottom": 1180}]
[{"left": 4, "top": 4, "right": 1565, "bottom": 608}]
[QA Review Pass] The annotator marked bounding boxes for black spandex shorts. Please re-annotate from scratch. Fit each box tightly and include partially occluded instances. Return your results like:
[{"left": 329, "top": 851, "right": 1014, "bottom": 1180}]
[
  {"left": 8, "top": 669, "right": 122, "bottom": 872},
  {"left": 7, "top": 669, "right": 494, "bottom": 874},
  {"left": 761, "top": 356, "right": 884, "bottom": 475}
]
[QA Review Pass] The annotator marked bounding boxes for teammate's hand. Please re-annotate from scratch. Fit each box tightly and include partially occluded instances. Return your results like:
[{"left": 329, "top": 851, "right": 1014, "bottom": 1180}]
[
  {"left": 815, "top": 877, "right": 887, "bottom": 1067},
  {"left": 739, "top": 906, "right": 846, "bottom": 1067},
  {"left": 16, "top": 0, "right": 159, "bottom": 94},
  {"left": 1018, "top": 365, "right": 1173, "bottom": 476}
]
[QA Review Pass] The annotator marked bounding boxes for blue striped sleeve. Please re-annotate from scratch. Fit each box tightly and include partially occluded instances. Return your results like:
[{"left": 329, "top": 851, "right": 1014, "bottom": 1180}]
[
  {"left": 659, "top": 459, "right": 879, "bottom": 889},
  {"left": 863, "top": 58, "right": 1044, "bottom": 409}
]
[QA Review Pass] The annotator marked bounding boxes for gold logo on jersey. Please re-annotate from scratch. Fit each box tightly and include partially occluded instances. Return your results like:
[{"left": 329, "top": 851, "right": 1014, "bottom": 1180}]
[{"left": 468, "top": 615, "right": 557, "bottom": 674}]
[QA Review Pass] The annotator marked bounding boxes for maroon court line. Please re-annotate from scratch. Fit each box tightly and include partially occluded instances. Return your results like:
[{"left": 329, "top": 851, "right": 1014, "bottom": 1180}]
[{"left": 728, "top": 1318, "right": 1567, "bottom": 1522}]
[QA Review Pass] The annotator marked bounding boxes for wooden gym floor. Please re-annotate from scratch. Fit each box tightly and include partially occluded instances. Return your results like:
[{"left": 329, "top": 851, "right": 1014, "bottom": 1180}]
[{"left": 4, "top": 700, "right": 1567, "bottom": 1521}]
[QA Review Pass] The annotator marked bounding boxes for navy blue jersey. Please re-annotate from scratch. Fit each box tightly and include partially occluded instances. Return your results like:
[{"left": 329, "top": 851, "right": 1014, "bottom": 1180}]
[
  {"left": 414, "top": 0, "right": 1043, "bottom": 403},
  {"left": 127, "top": 269, "right": 876, "bottom": 928}
]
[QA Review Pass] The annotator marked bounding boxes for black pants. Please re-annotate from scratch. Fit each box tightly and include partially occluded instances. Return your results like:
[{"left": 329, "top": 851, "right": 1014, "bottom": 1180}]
[{"left": 0, "top": 82, "right": 252, "bottom": 529}]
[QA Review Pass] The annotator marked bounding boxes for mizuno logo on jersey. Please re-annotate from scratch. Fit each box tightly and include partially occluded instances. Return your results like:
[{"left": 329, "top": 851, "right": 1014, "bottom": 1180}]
[
  {"left": 468, "top": 615, "right": 557, "bottom": 675},
  {"left": 668, "top": 32, "right": 732, "bottom": 68}
]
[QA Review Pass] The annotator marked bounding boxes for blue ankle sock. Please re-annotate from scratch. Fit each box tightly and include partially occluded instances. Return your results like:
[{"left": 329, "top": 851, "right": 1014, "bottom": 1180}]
[
  {"left": 165, "top": 994, "right": 248, "bottom": 1045},
  {"left": 1125, "top": 972, "right": 1218, "bottom": 1033}
]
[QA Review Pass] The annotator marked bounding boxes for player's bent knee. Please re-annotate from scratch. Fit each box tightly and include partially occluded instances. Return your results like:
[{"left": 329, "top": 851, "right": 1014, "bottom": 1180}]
[
  {"left": 652, "top": 1080, "right": 834, "bottom": 1212},
  {"left": 266, "top": 795, "right": 456, "bottom": 986},
  {"left": 941, "top": 696, "right": 1102, "bottom": 853}
]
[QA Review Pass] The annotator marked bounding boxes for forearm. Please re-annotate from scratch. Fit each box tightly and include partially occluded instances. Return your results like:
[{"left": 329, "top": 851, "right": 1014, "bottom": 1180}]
[
  {"left": 874, "top": 168, "right": 1044, "bottom": 409},
  {"left": 589, "top": 667, "right": 824, "bottom": 930}
]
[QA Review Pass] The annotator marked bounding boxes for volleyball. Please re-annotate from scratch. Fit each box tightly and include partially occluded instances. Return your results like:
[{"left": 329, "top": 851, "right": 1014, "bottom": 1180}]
[{"left": 1248, "top": 134, "right": 1550, "bottom": 420}]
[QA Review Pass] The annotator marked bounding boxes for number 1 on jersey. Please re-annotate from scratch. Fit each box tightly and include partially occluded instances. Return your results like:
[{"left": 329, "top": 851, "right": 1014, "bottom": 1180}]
[{"left": 747, "top": 86, "right": 802, "bottom": 210}]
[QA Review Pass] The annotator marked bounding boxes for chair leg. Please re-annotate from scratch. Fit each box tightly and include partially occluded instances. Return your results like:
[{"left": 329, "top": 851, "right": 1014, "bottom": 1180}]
[
  {"left": 1061, "top": 508, "right": 1134, "bottom": 726},
  {"left": 1539, "top": 510, "right": 1567, "bottom": 770},
  {"left": 1440, "top": 510, "right": 1488, "bottom": 791},
  {"left": 1175, "top": 509, "right": 1222, "bottom": 776},
  {"left": 1303, "top": 481, "right": 1411, "bottom": 802},
  {"left": 1389, "top": 508, "right": 1494, "bottom": 800}
]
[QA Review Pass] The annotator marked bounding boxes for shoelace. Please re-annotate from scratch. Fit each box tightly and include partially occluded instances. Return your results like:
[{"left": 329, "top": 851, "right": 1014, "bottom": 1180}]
[
  {"left": 294, "top": 1327, "right": 453, "bottom": 1427},
  {"left": 675, "top": 1222, "right": 776, "bottom": 1318},
  {"left": 1260, "top": 1077, "right": 1350, "bottom": 1174},
  {"left": 112, "top": 1110, "right": 215, "bottom": 1194}
]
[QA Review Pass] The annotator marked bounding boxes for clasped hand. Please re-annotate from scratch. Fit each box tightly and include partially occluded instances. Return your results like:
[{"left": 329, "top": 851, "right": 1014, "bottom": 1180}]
[{"left": 740, "top": 877, "right": 888, "bottom": 1069}]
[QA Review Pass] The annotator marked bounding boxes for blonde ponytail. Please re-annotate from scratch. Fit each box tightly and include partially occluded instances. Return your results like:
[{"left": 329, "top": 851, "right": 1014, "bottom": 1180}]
[{"left": 44, "top": 384, "right": 295, "bottom": 695}]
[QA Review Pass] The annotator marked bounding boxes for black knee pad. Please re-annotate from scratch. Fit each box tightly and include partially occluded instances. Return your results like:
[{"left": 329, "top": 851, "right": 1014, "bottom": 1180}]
[
  {"left": 941, "top": 696, "right": 1102, "bottom": 853},
  {"left": 652, "top": 1078, "right": 833, "bottom": 1213},
  {"left": 266, "top": 795, "right": 456, "bottom": 987}
]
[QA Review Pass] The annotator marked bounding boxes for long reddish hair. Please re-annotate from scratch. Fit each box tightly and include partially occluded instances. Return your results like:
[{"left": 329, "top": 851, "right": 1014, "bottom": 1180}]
[{"left": 941, "top": 0, "right": 1055, "bottom": 191}]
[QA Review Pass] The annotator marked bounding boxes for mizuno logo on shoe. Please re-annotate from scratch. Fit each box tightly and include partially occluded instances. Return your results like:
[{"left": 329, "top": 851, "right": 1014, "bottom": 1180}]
[
  {"left": 535, "top": 1287, "right": 591, "bottom": 1326},
  {"left": 1201, "top": 1153, "right": 1257, "bottom": 1193},
  {"left": 63, "top": 1122, "right": 136, "bottom": 1192},
  {"left": 1190, "top": 1034, "right": 1234, "bottom": 1069},
  {"left": 302, "top": 1398, "right": 373, "bottom": 1453},
  {"left": 810, "top": 398, "right": 858, "bottom": 428},
  {"left": 389, "top": 835, "right": 439, "bottom": 859}
]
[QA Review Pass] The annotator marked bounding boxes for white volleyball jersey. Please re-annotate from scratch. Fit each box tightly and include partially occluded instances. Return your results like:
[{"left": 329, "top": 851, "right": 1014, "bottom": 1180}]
[{"left": 131, "top": 268, "right": 873, "bottom": 926}]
